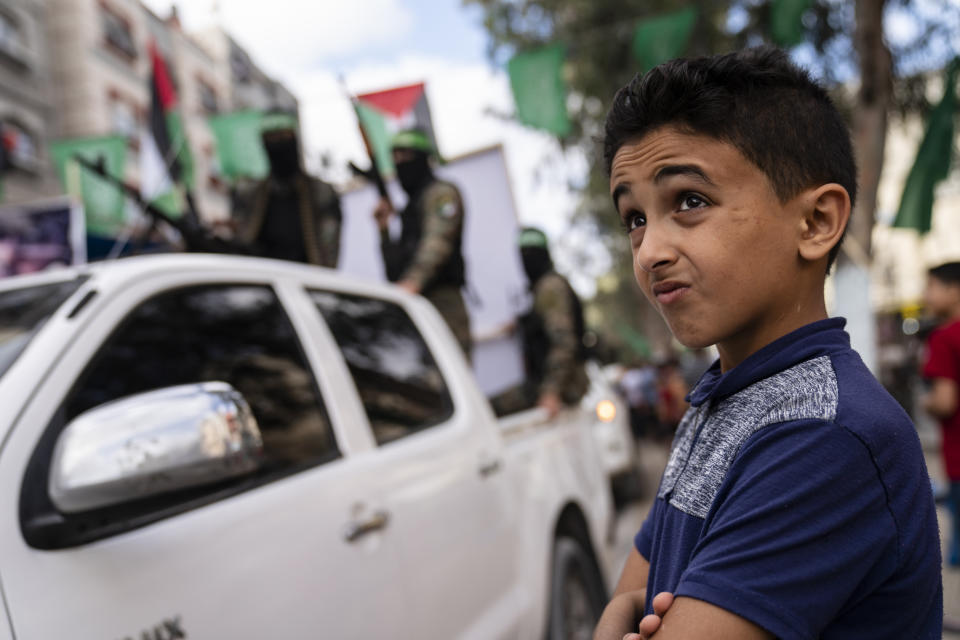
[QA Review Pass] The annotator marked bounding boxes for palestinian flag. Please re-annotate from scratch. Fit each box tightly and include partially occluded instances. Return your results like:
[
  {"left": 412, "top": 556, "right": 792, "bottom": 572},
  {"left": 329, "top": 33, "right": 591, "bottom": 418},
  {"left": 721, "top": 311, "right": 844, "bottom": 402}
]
[
  {"left": 355, "top": 82, "right": 438, "bottom": 175},
  {"left": 141, "top": 41, "right": 194, "bottom": 218}
]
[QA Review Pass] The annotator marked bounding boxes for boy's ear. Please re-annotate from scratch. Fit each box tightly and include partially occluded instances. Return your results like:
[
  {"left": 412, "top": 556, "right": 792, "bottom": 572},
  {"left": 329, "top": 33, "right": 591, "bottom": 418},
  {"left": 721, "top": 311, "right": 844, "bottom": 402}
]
[{"left": 797, "top": 183, "right": 851, "bottom": 263}]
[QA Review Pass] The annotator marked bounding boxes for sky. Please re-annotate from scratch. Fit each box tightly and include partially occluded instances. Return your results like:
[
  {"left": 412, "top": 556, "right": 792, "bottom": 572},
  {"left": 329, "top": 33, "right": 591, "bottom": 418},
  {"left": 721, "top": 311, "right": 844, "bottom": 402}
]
[{"left": 141, "top": 0, "right": 604, "bottom": 292}]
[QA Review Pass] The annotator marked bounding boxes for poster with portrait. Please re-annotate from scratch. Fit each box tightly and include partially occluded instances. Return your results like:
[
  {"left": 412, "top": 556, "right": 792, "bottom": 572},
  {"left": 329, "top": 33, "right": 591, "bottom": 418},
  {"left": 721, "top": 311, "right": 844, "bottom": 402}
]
[{"left": 0, "top": 197, "right": 86, "bottom": 278}]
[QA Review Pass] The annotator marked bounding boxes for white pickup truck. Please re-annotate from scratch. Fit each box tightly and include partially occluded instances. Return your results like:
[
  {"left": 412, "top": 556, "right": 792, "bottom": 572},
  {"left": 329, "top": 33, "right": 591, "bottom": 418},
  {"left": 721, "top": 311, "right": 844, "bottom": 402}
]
[{"left": 0, "top": 254, "right": 626, "bottom": 640}]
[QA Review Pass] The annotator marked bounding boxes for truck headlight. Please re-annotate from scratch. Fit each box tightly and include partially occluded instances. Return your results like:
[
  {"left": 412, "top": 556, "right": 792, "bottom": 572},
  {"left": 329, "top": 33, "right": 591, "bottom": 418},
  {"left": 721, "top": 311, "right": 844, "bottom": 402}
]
[{"left": 596, "top": 400, "right": 616, "bottom": 423}]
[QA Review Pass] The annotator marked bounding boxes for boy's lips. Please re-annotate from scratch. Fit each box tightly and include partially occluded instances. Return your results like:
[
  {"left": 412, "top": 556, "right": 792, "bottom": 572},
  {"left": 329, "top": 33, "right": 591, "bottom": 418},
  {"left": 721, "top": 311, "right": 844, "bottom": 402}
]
[{"left": 651, "top": 280, "right": 691, "bottom": 305}]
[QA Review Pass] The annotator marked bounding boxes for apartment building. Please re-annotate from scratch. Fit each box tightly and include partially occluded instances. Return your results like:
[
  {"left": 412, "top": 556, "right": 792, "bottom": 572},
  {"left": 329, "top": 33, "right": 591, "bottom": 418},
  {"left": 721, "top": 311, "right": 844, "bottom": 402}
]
[
  {"left": 0, "top": 0, "right": 59, "bottom": 204},
  {"left": 40, "top": 0, "right": 298, "bottom": 224},
  {"left": 196, "top": 25, "right": 298, "bottom": 114}
]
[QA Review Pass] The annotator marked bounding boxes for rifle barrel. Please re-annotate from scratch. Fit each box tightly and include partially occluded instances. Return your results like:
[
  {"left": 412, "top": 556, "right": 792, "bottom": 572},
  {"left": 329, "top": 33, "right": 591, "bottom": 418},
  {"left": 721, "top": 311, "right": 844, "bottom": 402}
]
[{"left": 70, "top": 153, "right": 243, "bottom": 255}]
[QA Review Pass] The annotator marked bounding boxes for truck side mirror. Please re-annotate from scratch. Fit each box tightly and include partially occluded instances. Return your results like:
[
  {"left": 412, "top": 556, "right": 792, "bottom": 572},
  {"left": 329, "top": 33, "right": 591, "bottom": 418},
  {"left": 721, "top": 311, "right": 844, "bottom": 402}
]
[{"left": 49, "top": 382, "right": 263, "bottom": 513}]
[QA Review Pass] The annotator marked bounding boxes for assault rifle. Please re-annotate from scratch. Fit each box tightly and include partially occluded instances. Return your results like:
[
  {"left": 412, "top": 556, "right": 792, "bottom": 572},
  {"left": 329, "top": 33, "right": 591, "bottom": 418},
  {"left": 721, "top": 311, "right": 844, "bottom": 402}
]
[{"left": 71, "top": 153, "right": 247, "bottom": 255}]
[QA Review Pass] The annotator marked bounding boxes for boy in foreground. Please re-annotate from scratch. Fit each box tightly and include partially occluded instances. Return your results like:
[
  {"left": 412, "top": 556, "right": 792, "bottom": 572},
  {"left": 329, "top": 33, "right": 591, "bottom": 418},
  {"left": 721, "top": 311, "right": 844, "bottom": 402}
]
[{"left": 593, "top": 47, "right": 942, "bottom": 639}]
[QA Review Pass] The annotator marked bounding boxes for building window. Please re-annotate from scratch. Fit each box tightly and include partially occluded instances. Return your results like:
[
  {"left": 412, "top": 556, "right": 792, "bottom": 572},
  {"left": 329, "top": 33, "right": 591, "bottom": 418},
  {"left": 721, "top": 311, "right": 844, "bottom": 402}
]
[
  {"left": 108, "top": 91, "right": 140, "bottom": 139},
  {"left": 197, "top": 78, "right": 218, "bottom": 114},
  {"left": 2, "top": 121, "right": 38, "bottom": 170},
  {"left": 0, "top": 11, "right": 28, "bottom": 66},
  {"left": 101, "top": 4, "right": 136, "bottom": 60},
  {"left": 0, "top": 13, "right": 18, "bottom": 46},
  {"left": 21, "top": 283, "right": 340, "bottom": 549},
  {"left": 229, "top": 49, "right": 251, "bottom": 84},
  {"left": 310, "top": 290, "right": 454, "bottom": 446}
]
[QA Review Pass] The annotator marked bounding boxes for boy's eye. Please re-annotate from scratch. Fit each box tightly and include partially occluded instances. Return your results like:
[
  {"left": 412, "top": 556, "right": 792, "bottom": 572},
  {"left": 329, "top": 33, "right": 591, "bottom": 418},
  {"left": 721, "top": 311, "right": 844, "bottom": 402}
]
[
  {"left": 624, "top": 211, "right": 646, "bottom": 232},
  {"left": 678, "top": 193, "right": 708, "bottom": 211}
]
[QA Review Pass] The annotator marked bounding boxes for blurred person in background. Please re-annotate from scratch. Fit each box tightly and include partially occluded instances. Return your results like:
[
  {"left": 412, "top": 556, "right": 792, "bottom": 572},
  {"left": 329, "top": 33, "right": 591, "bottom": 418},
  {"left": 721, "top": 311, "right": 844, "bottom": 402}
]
[
  {"left": 234, "top": 111, "right": 342, "bottom": 267},
  {"left": 514, "top": 227, "right": 589, "bottom": 418},
  {"left": 680, "top": 347, "right": 714, "bottom": 390},
  {"left": 373, "top": 128, "right": 471, "bottom": 357},
  {"left": 620, "top": 361, "right": 659, "bottom": 440},
  {"left": 655, "top": 359, "right": 688, "bottom": 439},
  {"left": 922, "top": 261, "right": 960, "bottom": 566}
]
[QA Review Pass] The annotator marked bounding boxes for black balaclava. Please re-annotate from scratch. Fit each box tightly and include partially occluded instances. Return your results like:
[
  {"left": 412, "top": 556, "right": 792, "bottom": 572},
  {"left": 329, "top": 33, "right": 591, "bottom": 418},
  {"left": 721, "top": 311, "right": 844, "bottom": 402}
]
[
  {"left": 521, "top": 246, "right": 554, "bottom": 287},
  {"left": 395, "top": 149, "right": 433, "bottom": 197},
  {"left": 263, "top": 130, "right": 301, "bottom": 179}
]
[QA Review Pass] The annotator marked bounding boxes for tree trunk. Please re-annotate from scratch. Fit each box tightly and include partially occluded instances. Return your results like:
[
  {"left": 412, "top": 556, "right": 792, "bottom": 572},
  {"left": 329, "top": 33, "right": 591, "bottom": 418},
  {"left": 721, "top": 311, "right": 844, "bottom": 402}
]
[{"left": 849, "top": 0, "right": 892, "bottom": 262}]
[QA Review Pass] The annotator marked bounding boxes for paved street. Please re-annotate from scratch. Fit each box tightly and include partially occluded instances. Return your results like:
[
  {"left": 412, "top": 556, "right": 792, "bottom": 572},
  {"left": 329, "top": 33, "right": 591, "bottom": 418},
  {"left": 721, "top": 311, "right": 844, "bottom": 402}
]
[
  {"left": 607, "top": 438, "right": 671, "bottom": 595},
  {"left": 925, "top": 449, "right": 960, "bottom": 639},
  {"left": 620, "top": 437, "right": 960, "bottom": 638}
]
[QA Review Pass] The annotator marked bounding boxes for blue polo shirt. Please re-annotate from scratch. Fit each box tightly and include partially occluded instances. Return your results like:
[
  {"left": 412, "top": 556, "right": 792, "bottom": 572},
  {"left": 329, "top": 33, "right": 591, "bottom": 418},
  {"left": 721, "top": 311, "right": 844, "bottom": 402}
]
[{"left": 637, "top": 318, "right": 942, "bottom": 639}]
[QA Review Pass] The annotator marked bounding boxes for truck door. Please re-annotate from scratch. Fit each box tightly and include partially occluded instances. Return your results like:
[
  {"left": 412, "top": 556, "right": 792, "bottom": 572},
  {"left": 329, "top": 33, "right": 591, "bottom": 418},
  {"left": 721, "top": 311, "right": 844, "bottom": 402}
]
[
  {"left": 0, "top": 589, "right": 11, "bottom": 640},
  {"left": 309, "top": 289, "right": 526, "bottom": 639},
  {"left": 0, "top": 280, "right": 416, "bottom": 639}
]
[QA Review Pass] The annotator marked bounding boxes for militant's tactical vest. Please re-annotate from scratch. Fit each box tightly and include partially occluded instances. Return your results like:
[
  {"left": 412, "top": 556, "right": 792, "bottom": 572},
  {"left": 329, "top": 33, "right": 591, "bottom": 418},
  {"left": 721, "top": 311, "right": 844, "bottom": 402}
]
[
  {"left": 239, "top": 174, "right": 342, "bottom": 268},
  {"left": 520, "top": 272, "right": 587, "bottom": 392},
  {"left": 386, "top": 180, "right": 465, "bottom": 291}
]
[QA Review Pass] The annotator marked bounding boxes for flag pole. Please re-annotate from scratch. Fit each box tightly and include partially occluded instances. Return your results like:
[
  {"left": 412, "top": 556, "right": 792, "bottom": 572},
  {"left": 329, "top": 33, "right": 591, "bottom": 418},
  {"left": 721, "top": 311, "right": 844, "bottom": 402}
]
[{"left": 165, "top": 132, "right": 202, "bottom": 226}]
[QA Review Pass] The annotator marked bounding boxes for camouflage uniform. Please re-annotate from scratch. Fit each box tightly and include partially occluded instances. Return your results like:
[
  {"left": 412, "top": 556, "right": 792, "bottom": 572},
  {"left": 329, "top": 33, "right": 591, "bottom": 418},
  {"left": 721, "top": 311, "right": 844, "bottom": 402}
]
[
  {"left": 530, "top": 271, "right": 589, "bottom": 404},
  {"left": 489, "top": 269, "right": 588, "bottom": 416},
  {"left": 381, "top": 179, "right": 471, "bottom": 357},
  {"left": 235, "top": 174, "right": 342, "bottom": 268}
]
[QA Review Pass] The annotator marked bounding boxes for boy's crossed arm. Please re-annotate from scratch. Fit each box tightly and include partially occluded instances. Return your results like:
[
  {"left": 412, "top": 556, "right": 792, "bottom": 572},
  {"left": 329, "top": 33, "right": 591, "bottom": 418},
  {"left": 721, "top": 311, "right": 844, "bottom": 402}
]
[
  {"left": 592, "top": 548, "right": 648, "bottom": 639},
  {"left": 617, "top": 594, "right": 774, "bottom": 640},
  {"left": 593, "top": 549, "right": 772, "bottom": 640}
]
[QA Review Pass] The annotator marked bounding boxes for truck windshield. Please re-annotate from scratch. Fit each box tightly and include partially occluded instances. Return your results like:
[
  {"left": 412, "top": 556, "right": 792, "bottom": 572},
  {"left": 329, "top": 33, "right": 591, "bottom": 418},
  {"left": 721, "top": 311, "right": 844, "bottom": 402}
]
[{"left": 0, "top": 278, "right": 85, "bottom": 380}]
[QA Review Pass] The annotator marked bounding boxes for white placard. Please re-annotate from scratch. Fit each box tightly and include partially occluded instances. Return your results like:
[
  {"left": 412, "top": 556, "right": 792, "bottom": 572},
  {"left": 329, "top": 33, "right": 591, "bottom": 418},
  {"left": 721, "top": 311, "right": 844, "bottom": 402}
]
[{"left": 339, "top": 145, "right": 530, "bottom": 395}]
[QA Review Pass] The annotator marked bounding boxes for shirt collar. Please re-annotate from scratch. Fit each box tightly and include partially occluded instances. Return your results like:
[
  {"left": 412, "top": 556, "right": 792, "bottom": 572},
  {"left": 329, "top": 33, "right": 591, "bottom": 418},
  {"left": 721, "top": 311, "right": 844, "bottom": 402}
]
[{"left": 688, "top": 317, "right": 850, "bottom": 407}]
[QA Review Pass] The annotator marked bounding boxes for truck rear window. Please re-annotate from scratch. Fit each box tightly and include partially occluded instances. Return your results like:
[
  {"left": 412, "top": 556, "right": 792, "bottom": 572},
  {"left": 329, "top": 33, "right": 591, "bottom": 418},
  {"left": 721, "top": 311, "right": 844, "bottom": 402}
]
[{"left": 0, "top": 278, "right": 85, "bottom": 380}]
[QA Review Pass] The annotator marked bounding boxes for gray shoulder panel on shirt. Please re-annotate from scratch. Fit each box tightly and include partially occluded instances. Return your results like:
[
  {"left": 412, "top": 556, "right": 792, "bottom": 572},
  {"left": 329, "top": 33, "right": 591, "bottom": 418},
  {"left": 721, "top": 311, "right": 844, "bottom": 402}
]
[{"left": 658, "top": 355, "right": 839, "bottom": 518}]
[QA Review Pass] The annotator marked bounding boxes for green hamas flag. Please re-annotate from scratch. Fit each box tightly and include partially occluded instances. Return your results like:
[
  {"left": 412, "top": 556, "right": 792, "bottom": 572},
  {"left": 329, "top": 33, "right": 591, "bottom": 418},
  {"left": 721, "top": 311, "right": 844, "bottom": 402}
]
[
  {"left": 209, "top": 110, "right": 269, "bottom": 179},
  {"left": 50, "top": 135, "right": 127, "bottom": 236},
  {"left": 355, "top": 101, "right": 394, "bottom": 175},
  {"left": 771, "top": 0, "right": 812, "bottom": 46},
  {"left": 894, "top": 61, "right": 959, "bottom": 233},
  {"left": 632, "top": 7, "right": 698, "bottom": 72},
  {"left": 164, "top": 110, "right": 195, "bottom": 190},
  {"left": 507, "top": 43, "right": 572, "bottom": 138}
]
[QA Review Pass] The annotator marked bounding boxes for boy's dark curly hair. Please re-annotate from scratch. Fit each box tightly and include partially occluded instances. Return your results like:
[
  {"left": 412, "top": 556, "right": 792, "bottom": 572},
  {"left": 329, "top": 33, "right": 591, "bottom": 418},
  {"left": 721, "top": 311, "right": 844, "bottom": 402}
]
[{"left": 603, "top": 46, "right": 857, "bottom": 269}]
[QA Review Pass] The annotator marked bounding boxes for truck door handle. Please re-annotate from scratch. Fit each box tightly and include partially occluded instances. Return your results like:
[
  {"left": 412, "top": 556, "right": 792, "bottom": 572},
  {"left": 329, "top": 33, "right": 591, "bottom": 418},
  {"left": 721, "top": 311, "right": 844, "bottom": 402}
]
[
  {"left": 343, "top": 510, "right": 390, "bottom": 543},
  {"left": 478, "top": 458, "right": 501, "bottom": 478}
]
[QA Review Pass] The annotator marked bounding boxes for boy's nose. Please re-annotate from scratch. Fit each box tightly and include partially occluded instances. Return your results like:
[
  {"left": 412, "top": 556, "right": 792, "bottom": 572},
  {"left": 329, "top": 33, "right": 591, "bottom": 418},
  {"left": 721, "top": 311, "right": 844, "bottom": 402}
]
[{"left": 635, "top": 224, "right": 678, "bottom": 273}]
